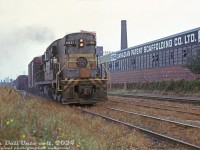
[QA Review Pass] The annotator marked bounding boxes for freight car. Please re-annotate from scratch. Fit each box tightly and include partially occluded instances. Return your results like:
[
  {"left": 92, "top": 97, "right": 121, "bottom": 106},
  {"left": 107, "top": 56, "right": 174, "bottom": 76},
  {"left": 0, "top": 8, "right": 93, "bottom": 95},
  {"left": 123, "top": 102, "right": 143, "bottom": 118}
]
[
  {"left": 28, "top": 56, "right": 42, "bottom": 90},
  {"left": 15, "top": 75, "right": 28, "bottom": 90},
  {"left": 29, "top": 32, "right": 107, "bottom": 104}
]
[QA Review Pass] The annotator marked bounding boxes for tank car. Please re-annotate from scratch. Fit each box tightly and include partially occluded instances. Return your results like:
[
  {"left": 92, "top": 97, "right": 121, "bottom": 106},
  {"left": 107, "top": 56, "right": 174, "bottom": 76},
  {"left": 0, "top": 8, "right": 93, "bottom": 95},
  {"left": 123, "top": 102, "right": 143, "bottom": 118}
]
[{"left": 30, "top": 32, "right": 107, "bottom": 104}]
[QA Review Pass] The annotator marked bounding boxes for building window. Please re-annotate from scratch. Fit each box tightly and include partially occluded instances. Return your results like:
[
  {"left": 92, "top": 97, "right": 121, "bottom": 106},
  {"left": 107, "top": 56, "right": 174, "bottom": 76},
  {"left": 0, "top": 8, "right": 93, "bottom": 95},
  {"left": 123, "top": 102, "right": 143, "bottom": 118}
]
[
  {"left": 151, "top": 54, "right": 159, "bottom": 67},
  {"left": 174, "top": 49, "right": 178, "bottom": 65},
  {"left": 119, "top": 60, "right": 121, "bottom": 71},
  {"left": 126, "top": 58, "right": 129, "bottom": 70},
  {"left": 136, "top": 56, "right": 139, "bottom": 69},
  {"left": 182, "top": 47, "right": 189, "bottom": 65},
  {"left": 152, "top": 55, "right": 155, "bottom": 61},
  {"left": 159, "top": 51, "right": 163, "bottom": 67},
  {"left": 183, "top": 49, "right": 187, "bottom": 57},
  {"left": 122, "top": 59, "right": 124, "bottom": 71},
  {"left": 162, "top": 51, "right": 166, "bottom": 66},
  {"left": 155, "top": 55, "right": 159, "bottom": 61},
  {"left": 125, "top": 58, "right": 128, "bottom": 70},
  {"left": 113, "top": 61, "right": 115, "bottom": 72},
  {"left": 140, "top": 55, "right": 143, "bottom": 69},
  {"left": 147, "top": 54, "right": 150, "bottom": 68},
  {"left": 143, "top": 54, "right": 146, "bottom": 68},
  {"left": 170, "top": 52, "right": 174, "bottom": 59},
  {"left": 131, "top": 59, "right": 136, "bottom": 65},
  {"left": 178, "top": 48, "right": 183, "bottom": 65},
  {"left": 166, "top": 50, "right": 170, "bottom": 66},
  {"left": 169, "top": 50, "right": 174, "bottom": 66},
  {"left": 109, "top": 63, "right": 112, "bottom": 70},
  {"left": 115, "top": 61, "right": 119, "bottom": 71},
  {"left": 130, "top": 57, "right": 136, "bottom": 69}
]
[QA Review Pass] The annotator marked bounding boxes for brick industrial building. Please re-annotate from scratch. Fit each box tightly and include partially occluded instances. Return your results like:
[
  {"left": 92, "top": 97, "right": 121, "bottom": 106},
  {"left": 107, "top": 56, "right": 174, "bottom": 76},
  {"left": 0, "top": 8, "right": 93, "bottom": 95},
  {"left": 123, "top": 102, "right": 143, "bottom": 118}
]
[{"left": 100, "top": 21, "right": 200, "bottom": 82}]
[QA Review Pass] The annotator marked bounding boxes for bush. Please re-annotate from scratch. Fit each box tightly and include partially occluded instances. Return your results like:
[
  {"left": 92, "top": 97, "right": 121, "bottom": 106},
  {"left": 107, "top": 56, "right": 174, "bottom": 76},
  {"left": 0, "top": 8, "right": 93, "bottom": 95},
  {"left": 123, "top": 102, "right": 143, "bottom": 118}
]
[{"left": 110, "top": 79, "right": 200, "bottom": 95}]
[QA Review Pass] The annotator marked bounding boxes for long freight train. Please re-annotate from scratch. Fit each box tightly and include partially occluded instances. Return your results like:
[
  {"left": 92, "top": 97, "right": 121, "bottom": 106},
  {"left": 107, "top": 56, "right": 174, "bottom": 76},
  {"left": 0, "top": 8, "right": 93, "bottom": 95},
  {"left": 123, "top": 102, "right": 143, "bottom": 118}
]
[{"left": 28, "top": 32, "right": 107, "bottom": 104}]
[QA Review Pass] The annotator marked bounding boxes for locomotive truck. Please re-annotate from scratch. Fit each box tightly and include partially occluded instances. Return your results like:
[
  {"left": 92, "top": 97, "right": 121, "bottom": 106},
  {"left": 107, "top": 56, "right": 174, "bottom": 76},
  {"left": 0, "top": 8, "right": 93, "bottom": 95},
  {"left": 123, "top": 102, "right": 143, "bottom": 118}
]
[{"left": 28, "top": 32, "right": 107, "bottom": 104}]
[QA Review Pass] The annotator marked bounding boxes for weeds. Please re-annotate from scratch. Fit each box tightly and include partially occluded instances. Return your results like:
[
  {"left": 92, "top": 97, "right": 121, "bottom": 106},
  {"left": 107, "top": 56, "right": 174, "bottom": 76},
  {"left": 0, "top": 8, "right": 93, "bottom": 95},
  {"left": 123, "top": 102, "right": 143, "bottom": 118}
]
[
  {"left": 0, "top": 86, "right": 104, "bottom": 149},
  {"left": 109, "top": 79, "right": 200, "bottom": 96},
  {"left": 1, "top": 86, "right": 150, "bottom": 149}
]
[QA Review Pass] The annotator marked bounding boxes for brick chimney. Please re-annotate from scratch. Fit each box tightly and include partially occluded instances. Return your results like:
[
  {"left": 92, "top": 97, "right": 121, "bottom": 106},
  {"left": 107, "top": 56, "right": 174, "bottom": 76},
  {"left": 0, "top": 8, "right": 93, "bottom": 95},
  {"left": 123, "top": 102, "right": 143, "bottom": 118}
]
[{"left": 121, "top": 20, "right": 128, "bottom": 50}]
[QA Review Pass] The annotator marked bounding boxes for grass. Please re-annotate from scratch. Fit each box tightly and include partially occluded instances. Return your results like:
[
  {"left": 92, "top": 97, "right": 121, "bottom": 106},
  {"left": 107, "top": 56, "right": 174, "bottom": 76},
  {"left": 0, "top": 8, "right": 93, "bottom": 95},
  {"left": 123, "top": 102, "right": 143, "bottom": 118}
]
[
  {"left": 0, "top": 86, "right": 106, "bottom": 149},
  {"left": 0, "top": 86, "right": 151, "bottom": 150},
  {"left": 108, "top": 88, "right": 164, "bottom": 95}
]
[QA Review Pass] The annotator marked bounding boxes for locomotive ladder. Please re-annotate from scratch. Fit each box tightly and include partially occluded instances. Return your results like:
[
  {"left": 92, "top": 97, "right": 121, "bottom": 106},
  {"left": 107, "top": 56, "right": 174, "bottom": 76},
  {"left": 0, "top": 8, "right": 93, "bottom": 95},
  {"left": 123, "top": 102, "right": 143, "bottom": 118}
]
[{"left": 55, "top": 61, "right": 77, "bottom": 92}]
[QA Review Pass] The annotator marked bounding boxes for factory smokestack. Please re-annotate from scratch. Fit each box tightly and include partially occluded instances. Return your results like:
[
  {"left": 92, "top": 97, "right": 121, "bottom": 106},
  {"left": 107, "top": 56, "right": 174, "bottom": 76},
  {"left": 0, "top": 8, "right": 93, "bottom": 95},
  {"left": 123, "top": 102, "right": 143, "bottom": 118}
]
[{"left": 121, "top": 20, "right": 128, "bottom": 50}]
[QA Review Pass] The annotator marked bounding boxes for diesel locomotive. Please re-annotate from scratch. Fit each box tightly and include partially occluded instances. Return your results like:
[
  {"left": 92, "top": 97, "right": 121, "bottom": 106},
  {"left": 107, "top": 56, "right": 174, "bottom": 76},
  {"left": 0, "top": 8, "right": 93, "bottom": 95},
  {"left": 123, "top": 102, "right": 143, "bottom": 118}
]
[{"left": 28, "top": 32, "right": 107, "bottom": 104}]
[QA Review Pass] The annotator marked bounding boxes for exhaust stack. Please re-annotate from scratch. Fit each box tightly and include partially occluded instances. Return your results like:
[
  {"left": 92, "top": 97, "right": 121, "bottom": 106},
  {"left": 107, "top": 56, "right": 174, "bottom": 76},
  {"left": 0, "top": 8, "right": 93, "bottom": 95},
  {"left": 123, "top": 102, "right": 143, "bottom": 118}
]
[{"left": 121, "top": 20, "right": 128, "bottom": 50}]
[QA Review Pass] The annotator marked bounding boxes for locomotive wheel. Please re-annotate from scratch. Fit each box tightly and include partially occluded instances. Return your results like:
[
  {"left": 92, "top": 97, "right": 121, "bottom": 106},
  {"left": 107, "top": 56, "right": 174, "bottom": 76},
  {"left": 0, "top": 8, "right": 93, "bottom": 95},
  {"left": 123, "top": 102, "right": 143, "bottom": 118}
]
[
  {"left": 60, "top": 97, "right": 64, "bottom": 103},
  {"left": 53, "top": 93, "right": 57, "bottom": 100},
  {"left": 57, "top": 94, "right": 61, "bottom": 102}
]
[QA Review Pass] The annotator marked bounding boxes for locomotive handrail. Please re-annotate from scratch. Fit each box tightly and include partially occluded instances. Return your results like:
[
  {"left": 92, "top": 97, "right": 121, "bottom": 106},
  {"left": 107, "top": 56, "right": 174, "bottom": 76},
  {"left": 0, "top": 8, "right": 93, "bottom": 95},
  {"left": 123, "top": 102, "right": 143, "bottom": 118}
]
[
  {"left": 102, "top": 64, "right": 108, "bottom": 79},
  {"left": 61, "top": 78, "right": 108, "bottom": 82},
  {"left": 56, "top": 61, "right": 108, "bottom": 91},
  {"left": 35, "top": 70, "right": 44, "bottom": 82},
  {"left": 66, "top": 61, "right": 78, "bottom": 70},
  {"left": 56, "top": 62, "right": 66, "bottom": 91},
  {"left": 35, "top": 70, "right": 43, "bottom": 75},
  {"left": 56, "top": 61, "right": 78, "bottom": 91}
]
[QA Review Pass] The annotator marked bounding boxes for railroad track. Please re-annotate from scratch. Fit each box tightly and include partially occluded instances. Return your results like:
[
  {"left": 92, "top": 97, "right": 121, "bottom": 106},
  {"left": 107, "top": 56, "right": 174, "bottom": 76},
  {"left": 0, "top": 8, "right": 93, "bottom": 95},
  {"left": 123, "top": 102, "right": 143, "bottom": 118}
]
[
  {"left": 109, "top": 99, "right": 200, "bottom": 116},
  {"left": 109, "top": 93, "right": 200, "bottom": 104},
  {"left": 108, "top": 107, "right": 200, "bottom": 129},
  {"left": 13, "top": 89, "right": 200, "bottom": 149},
  {"left": 76, "top": 107, "right": 200, "bottom": 150}
]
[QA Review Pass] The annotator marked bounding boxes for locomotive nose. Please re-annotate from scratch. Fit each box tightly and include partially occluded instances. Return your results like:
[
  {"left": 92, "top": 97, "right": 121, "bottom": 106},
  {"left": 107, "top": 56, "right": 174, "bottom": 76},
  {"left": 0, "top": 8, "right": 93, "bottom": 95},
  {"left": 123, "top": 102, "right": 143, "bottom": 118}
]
[
  {"left": 83, "top": 88, "right": 91, "bottom": 96},
  {"left": 75, "top": 84, "right": 94, "bottom": 98}
]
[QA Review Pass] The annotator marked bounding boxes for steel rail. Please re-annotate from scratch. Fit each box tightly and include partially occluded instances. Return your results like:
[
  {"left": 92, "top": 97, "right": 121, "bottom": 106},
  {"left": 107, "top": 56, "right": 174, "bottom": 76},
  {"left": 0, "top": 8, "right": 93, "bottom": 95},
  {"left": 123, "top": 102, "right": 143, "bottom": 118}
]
[
  {"left": 109, "top": 100, "right": 200, "bottom": 115},
  {"left": 108, "top": 107, "right": 200, "bottom": 129},
  {"left": 156, "top": 103, "right": 199, "bottom": 111},
  {"left": 108, "top": 93, "right": 200, "bottom": 104},
  {"left": 76, "top": 108, "right": 200, "bottom": 150}
]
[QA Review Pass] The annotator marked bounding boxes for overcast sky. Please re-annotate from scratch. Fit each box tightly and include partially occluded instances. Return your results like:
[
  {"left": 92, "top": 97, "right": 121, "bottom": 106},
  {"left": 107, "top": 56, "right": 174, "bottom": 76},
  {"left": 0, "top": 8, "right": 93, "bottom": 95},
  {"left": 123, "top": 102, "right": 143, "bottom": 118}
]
[{"left": 0, "top": 0, "right": 200, "bottom": 80}]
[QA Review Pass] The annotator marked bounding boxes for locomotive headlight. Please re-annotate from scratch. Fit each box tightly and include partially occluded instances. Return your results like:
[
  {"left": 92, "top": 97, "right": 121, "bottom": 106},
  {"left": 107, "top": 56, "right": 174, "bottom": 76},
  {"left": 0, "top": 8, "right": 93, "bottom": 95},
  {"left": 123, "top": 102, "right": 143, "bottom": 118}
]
[
  {"left": 80, "top": 43, "right": 84, "bottom": 47},
  {"left": 79, "top": 38, "right": 84, "bottom": 47}
]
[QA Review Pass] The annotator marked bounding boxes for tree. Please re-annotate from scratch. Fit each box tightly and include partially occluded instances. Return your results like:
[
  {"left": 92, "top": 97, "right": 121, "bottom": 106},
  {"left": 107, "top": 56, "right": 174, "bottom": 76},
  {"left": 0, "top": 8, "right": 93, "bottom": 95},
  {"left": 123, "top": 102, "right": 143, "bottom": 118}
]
[{"left": 185, "top": 50, "right": 200, "bottom": 74}]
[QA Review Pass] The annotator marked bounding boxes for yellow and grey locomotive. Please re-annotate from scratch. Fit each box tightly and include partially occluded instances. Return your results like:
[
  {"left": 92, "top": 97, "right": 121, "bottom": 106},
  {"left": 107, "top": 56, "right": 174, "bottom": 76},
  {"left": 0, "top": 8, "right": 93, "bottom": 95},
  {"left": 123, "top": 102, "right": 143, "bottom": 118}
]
[{"left": 31, "top": 32, "right": 107, "bottom": 104}]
